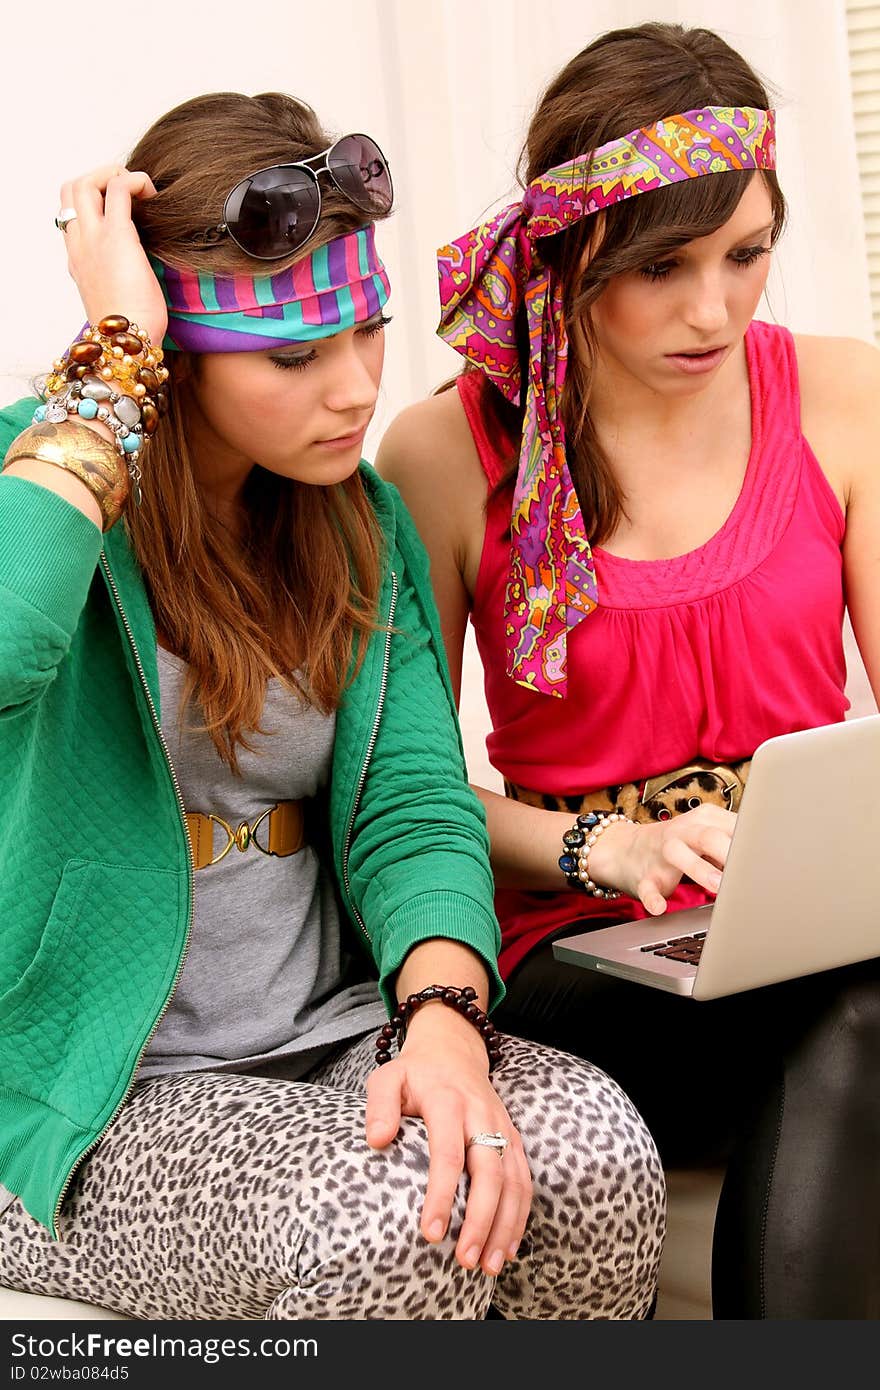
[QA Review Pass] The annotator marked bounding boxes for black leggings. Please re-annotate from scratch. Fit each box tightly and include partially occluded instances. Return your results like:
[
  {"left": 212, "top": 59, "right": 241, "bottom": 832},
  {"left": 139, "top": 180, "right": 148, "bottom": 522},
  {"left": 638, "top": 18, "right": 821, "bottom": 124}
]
[{"left": 493, "top": 937, "right": 880, "bottom": 1319}]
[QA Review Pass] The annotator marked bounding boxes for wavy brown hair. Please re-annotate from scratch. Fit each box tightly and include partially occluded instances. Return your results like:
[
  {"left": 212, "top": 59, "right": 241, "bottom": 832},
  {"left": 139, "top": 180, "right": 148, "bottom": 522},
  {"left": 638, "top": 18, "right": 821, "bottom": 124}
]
[
  {"left": 125, "top": 92, "right": 390, "bottom": 769},
  {"left": 458, "top": 23, "right": 786, "bottom": 544}
]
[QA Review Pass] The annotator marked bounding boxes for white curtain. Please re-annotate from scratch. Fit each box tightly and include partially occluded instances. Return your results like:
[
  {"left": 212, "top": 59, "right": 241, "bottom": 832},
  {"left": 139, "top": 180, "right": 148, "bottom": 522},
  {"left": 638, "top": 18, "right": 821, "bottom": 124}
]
[
  {"left": 0, "top": 1, "right": 870, "bottom": 417},
  {"left": 0, "top": 1, "right": 873, "bottom": 780},
  {"left": 376, "top": 0, "right": 872, "bottom": 450}
]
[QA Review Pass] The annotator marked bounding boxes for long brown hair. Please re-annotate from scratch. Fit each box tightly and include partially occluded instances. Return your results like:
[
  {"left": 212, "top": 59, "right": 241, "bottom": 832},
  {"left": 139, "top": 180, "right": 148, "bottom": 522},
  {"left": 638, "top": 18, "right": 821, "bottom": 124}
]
[
  {"left": 126, "top": 92, "right": 389, "bottom": 769},
  {"left": 470, "top": 23, "right": 787, "bottom": 543}
]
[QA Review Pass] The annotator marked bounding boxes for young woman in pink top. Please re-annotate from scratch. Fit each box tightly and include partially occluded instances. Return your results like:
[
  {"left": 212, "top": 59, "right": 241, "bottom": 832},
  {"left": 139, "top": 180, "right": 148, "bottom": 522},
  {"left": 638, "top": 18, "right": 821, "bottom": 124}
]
[{"left": 377, "top": 22, "right": 880, "bottom": 1318}]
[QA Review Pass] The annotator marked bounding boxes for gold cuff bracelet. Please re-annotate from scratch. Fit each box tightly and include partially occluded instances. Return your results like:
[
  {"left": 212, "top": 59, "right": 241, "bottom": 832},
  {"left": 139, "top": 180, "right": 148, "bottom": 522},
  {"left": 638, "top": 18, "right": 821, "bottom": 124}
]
[{"left": 2, "top": 420, "right": 131, "bottom": 531}]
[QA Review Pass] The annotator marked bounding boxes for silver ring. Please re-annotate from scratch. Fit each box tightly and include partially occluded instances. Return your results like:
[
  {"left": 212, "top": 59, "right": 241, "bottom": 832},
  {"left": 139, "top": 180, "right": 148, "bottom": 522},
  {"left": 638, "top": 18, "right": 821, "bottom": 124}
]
[
  {"left": 54, "top": 207, "right": 77, "bottom": 232},
  {"left": 466, "top": 1131, "right": 508, "bottom": 1156}
]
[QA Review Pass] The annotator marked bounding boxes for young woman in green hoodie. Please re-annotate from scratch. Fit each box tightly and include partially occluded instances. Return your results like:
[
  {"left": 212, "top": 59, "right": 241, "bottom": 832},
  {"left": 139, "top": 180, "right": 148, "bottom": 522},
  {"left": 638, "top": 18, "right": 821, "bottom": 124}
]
[{"left": 0, "top": 91, "right": 664, "bottom": 1321}]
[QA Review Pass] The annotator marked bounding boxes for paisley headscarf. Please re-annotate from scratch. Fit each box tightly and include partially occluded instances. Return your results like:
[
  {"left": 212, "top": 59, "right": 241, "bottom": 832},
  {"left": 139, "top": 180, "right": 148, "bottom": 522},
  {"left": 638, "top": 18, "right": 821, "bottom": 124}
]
[{"left": 437, "top": 107, "right": 776, "bottom": 697}]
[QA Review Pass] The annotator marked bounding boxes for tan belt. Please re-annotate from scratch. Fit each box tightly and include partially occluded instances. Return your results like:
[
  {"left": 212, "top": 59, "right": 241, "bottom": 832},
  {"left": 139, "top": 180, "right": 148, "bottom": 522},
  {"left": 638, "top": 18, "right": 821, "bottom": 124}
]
[{"left": 185, "top": 800, "right": 306, "bottom": 871}]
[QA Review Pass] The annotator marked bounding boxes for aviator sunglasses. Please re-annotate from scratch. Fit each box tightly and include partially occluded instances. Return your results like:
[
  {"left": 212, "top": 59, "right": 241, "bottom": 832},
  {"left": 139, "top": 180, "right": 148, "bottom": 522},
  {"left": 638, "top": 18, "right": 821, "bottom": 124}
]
[{"left": 194, "top": 133, "right": 394, "bottom": 260}]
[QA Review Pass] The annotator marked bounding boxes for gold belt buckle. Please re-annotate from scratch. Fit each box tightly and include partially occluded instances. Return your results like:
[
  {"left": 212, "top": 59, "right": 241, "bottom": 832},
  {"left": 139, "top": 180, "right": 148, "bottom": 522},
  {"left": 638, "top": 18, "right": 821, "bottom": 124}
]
[
  {"left": 639, "top": 760, "right": 751, "bottom": 818},
  {"left": 185, "top": 801, "right": 306, "bottom": 871}
]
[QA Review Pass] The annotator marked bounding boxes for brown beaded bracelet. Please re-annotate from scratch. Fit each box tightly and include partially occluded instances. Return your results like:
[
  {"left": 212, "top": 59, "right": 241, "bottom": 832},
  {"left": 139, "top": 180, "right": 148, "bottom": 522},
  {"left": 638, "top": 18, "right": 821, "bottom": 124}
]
[
  {"left": 37, "top": 316, "right": 170, "bottom": 505},
  {"left": 375, "top": 985, "right": 502, "bottom": 1072}
]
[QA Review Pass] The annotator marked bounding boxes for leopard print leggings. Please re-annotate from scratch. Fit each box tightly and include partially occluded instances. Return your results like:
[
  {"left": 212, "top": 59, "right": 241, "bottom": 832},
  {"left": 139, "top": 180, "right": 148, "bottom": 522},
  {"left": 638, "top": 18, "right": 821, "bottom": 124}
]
[{"left": 0, "top": 1032, "right": 664, "bottom": 1320}]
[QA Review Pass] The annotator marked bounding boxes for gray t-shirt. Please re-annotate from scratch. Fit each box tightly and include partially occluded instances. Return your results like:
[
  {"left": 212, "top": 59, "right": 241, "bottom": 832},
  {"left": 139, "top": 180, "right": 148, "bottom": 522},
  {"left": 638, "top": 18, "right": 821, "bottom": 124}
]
[{"left": 137, "top": 650, "right": 386, "bottom": 1080}]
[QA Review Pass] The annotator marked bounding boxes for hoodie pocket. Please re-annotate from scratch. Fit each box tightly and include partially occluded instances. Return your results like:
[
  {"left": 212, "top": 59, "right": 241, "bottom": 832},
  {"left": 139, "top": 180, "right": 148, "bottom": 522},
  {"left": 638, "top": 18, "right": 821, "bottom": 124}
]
[
  {"left": 0, "top": 859, "right": 95, "bottom": 1029},
  {"left": 0, "top": 858, "right": 186, "bottom": 1130}
]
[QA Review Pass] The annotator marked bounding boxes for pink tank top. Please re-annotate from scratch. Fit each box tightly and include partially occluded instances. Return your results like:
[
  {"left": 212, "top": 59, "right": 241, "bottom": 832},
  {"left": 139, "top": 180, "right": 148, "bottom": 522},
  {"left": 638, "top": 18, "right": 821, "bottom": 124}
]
[{"left": 460, "top": 320, "right": 848, "bottom": 977}]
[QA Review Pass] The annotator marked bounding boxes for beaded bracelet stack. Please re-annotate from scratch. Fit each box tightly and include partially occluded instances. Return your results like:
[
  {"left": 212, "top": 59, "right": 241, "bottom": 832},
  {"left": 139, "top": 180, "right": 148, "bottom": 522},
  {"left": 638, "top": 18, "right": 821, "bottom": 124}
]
[
  {"left": 375, "top": 985, "right": 503, "bottom": 1073},
  {"left": 34, "top": 316, "right": 169, "bottom": 504},
  {"left": 558, "top": 810, "right": 635, "bottom": 899}
]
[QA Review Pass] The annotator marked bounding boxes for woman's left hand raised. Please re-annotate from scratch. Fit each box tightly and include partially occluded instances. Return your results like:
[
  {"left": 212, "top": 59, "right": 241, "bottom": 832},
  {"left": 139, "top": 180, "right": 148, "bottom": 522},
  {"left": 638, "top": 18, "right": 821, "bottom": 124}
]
[{"left": 365, "top": 1005, "right": 531, "bottom": 1276}]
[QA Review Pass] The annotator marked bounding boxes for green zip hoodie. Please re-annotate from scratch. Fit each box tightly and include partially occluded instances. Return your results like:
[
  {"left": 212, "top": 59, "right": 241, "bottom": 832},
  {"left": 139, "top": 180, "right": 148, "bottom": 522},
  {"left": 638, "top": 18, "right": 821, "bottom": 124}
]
[{"left": 0, "top": 397, "right": 503, "bottom": 1236}]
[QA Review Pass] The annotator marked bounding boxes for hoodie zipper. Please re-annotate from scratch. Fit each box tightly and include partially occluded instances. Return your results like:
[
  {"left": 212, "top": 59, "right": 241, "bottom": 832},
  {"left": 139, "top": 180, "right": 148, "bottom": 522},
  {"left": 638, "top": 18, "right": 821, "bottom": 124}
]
[
  {"left": 341, "top": 571, "right": 397, "bottom": 942},
  {"left": 51, "top": 552, "right": 195, "bottom": 1238}
]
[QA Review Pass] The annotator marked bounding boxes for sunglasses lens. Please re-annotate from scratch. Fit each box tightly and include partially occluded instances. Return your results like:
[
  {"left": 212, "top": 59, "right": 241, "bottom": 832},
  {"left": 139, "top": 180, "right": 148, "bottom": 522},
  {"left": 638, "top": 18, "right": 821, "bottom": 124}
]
[
  {"left": 224, "top": 166, "right": 320, "bottom": 259},
  {"left": 328, "top": 135, "right": 394, "bottom": 215}
]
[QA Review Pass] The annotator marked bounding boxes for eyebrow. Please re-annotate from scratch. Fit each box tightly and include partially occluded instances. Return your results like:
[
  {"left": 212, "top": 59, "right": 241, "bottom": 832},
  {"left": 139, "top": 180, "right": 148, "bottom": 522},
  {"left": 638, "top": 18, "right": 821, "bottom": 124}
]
[
  {"left": 731, "top": 223, "right": 775, "bottom": 244},
  {"left": 270, "top": 312, "right": 386, "bottom": 356},
  {"left": 269, "top": 344, "right": 316, "bottom": 357}
]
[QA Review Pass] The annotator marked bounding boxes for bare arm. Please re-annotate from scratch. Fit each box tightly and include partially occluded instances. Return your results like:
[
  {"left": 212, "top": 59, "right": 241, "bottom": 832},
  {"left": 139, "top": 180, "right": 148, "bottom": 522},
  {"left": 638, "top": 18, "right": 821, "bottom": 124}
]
[
  {"left": 375, "top": 392, "right": 477, "bottom": 700},
  {"left": 471, "top": 785, "right": 577, "bottom": 889},
  {"left": 797, "top": 334, "right": 880, "bottom": 707},
  {"left": 376, "top": 397, "right": 570, "bottom": 886},
  {"left": 376, "top": 391, "right": 733, "bottom": 912},
  {"left": 378, "top": 409, "right": 610, "bottom": 882},
  {"left": 840, "top": 369, "right": 880, "bottom": 708},
  {"left": 844, "top": 473, "right": 880, "bottom": 708}
]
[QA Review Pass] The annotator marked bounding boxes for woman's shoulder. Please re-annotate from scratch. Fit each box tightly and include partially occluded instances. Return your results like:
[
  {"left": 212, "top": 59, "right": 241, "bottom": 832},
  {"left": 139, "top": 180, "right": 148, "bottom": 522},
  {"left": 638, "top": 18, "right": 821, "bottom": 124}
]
[
  {"left": 750, "top": 319, "right": 880, "bottom": 403},
  {"left": 374, "top": 385, "right": 488, "bottom": 558},
  {"left": 794, "top": 330, "right": 880, "bottom": 401},
  {"left": 375, "top": 386, "right": 493, "bottom": 606},
  {"left": 376, "top": 384, "right": 481, "bottom": 484},
  {"left": 794, "top": 332, "right": 880, "bottom": 474}
]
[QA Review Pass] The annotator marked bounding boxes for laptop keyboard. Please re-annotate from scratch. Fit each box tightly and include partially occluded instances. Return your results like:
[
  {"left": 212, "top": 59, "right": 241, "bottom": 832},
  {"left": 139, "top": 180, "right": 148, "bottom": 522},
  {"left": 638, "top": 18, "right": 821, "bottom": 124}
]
[{"left": 639, "top": 930, "right": 707, "bottom": 964}]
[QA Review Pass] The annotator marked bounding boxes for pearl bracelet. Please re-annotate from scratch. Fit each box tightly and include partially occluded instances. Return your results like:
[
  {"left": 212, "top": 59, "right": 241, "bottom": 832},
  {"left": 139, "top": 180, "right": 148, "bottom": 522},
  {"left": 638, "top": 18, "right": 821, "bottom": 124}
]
[{"left": 558, "top": 810, "right": 635, "bottom": 899}]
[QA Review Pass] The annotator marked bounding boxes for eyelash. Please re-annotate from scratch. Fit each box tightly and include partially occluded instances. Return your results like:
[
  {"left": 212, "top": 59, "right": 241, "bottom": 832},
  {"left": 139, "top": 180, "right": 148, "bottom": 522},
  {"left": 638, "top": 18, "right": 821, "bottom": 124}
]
[
  {"left": 638, "top": 247, "right": 771, "bottom": 283},
  {"left": 270, "top": 315, "right": 393, "bottom": 371},
  {"left": 362, "top": 313, "right": 393, "bottom": 337}
]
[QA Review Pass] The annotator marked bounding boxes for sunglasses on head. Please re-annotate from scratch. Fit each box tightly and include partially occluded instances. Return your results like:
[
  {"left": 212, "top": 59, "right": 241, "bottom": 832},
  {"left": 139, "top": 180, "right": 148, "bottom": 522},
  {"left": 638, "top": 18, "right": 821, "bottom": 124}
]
[{"left": 194, "top": 133, "right": 393, "bottom": 261}]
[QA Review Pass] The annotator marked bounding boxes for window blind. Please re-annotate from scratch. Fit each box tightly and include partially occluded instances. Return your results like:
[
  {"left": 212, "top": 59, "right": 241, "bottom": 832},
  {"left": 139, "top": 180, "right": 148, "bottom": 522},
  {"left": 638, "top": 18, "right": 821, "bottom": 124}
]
[{"left": 848, "top": 0, "right": 880, "bottom": 338}]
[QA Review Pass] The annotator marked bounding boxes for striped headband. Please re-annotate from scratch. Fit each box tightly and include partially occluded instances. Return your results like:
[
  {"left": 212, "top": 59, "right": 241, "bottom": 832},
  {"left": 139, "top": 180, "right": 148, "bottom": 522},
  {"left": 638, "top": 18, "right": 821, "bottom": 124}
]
[
  {"left": 150, "top": 224, "right": 390, "bottom": 353},
  {"left": 437, "top": 106, "right": 776, "bottom": 698}
]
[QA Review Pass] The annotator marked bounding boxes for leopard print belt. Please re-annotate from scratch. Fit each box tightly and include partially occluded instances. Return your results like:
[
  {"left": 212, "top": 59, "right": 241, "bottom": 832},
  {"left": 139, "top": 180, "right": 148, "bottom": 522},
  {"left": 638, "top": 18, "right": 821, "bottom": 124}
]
[{"left": 504, "top": 756, "right": 752, "bottom": 823}]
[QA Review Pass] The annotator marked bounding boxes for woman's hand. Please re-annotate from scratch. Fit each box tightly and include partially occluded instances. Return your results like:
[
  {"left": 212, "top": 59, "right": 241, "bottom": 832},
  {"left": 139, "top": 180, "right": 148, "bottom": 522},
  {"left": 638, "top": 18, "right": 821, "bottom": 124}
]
[
  {"left": 57, "top": 166, "right": 167, "bottom": 346},
  {"left": 591, "top": 804, "right": 737, "bottom": 915},
  {"left": 365, "top": 1004, "right": 531, "bottom": 1277}
]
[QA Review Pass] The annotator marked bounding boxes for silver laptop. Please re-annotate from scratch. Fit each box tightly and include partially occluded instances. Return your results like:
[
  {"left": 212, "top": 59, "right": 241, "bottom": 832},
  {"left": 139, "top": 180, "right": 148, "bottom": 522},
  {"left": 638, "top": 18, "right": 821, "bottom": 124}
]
[{"left": 553, "top": 714, "right": 880, "bottom": 999}]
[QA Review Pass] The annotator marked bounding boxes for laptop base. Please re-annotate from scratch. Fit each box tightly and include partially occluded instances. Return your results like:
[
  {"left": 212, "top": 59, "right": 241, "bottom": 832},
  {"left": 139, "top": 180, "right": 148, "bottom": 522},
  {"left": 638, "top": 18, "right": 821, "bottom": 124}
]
[{"left": 552, "top": 909, "right": 714, "bottom": 996}]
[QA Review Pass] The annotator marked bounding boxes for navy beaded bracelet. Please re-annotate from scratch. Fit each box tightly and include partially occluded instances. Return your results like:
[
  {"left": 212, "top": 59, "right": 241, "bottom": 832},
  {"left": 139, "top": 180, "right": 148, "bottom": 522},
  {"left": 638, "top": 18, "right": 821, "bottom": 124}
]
[{"left": 559, "top": 811, "right": 632, "bottom": 900}]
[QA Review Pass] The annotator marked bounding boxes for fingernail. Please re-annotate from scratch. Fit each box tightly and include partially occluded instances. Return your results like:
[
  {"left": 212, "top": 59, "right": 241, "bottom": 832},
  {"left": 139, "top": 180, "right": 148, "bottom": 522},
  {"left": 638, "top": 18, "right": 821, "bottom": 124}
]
[
  {"left": 486, "top": 1250, "right": 504, "bottom": 1275},
  {"left": 463, "top": 1245, "right": 481, "bottom": 1268},
  {"left": 427, "top": 1219, "right": 444, "bottom": 1241}
]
